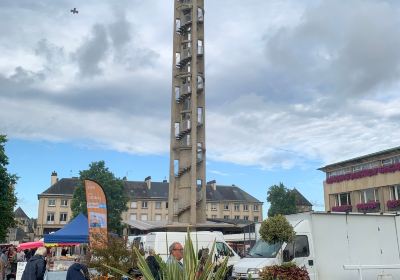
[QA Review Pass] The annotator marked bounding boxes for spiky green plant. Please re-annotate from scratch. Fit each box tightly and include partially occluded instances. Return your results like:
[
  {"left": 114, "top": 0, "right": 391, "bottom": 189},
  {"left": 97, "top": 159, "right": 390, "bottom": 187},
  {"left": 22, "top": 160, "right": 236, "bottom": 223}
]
[{"left": 133, "top": 231, "right": 229, "bottom": 280}]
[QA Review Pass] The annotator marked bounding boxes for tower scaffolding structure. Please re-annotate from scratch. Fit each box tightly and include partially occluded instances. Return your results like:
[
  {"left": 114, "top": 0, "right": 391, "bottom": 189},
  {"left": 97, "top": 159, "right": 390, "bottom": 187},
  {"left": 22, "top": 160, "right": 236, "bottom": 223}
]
[{"left": 168, "top": 0, "right": 206, "bottom": 225}]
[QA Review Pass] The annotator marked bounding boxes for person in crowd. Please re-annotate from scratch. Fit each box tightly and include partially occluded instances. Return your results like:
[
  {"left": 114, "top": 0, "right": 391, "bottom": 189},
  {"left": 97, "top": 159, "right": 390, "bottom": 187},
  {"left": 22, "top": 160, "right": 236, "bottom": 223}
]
[
  {"left": 16, "top": 250, "right": 25, "bottom": 262},
  {"left": 166, "top": 242, "right": 184, "bottom": 270},
  {"left": 0, "top": 250, "right": 7, "bottom": 280},
  {"left": 21, "top": 247, "right": 47, "bottom": 280},
  {"left": 6, "top": 247, "right": 17, "bottom": 280},
  {"left": 196, "top": 248, "right": 210, "bottom": 278},
  {"left": 145, "top": 249, "right": 160, "bottom": 280},
  {"left": 0, "top": 252, "right": 5, "bottom": 280},
  {"left": 23, "top": 250, "right": 32, "bottom": 262},
  {"left": 66, "top": 257, "right": 89, "bottom": 280}
]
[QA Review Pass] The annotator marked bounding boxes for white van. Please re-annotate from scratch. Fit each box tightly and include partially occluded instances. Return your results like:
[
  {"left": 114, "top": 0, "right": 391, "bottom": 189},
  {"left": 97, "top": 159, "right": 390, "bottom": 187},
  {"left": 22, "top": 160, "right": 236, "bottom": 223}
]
[
  {"left": 145, "top": 231, "right": 241, "bottom": 267},
  {"left": 232, "top": 212, "right": 400, "bottom": 280},
  {"left": 127, "top": 235, "right": 147, "bottom": 251}
]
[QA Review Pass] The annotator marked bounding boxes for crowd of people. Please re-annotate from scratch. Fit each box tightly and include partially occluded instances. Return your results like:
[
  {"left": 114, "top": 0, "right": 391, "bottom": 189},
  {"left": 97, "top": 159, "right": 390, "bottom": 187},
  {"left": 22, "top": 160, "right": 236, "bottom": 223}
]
[
  {"left": 0, "top": 246, "right": 89, "bottom": 280},
  {"left": 0, "top": 241, "right": 210, "bottom": 280},
  {"left": 0, "top": 246, "right": 37, "bottom": 280}
]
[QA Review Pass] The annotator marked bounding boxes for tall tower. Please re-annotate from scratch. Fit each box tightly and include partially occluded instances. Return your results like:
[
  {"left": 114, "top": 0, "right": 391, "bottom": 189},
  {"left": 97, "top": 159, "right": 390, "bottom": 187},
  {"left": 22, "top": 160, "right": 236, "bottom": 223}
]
[{"left": 168, "top": 0, "right": 206, "bottom": 225}]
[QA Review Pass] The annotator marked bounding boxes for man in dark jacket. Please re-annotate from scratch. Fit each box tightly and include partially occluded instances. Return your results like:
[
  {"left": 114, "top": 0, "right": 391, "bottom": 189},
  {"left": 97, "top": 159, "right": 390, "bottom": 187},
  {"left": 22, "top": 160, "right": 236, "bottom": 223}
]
[
  {"left": 66, "top": 258, "right": 89, "bottom": 280},
  {"left": 21, "top": 247, "right": 47, "bottom": 280}
]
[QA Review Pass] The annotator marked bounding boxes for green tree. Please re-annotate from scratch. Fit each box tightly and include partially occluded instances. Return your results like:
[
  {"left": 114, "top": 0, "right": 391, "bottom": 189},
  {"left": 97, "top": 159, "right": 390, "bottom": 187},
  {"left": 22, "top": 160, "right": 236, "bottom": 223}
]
[
  {"left": 267, "top": 183, "right": 296, "bottom": 217},
  {"left": 259, "top": 215, "right": 295, "bottom": 245},
  {"left": 71, "top": 161, "right": 128, "bottom": 234},
  {"left": 0, "top": 135, "right": 18, "bottom": 242}
]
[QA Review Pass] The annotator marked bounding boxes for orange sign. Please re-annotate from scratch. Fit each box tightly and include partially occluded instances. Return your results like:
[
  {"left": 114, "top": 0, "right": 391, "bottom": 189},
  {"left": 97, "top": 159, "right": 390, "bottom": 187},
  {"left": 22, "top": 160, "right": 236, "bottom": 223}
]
[{"left": 85, "top": 179, "right": 108, "bottom": 247}]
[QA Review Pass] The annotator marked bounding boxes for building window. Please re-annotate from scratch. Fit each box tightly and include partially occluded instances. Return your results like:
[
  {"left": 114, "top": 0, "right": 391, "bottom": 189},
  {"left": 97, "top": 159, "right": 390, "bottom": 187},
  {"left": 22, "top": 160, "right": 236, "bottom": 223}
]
[
  {"left": 390, "top": 185, "right": 400, "bottom": 200},
  {"left": 48, "top": 199, "right": 56, "bottom": 207},
  {"left": 234, "top": 215, "right": 240, "bottom": 220},
  {"left": 243, "top": 204, "right": 249, "bottom": 211},
  {"left": 166, "top": 202, "right": 169, "bottom": 209},
  {"left": 360, "top": 188, "right": 379, "bottom": 203},
  {"left": 382, "top": 158, "right": 393, "bottom": 166},
  {"left": 60, "top": 213, "right": 67, "bottom": 222},
  {"left": 155, "top": 214, "right": 162, "bottom": 221},
  {"left": 212, "top": 215, "right": 217, "bottom": 219},
  {"left": 130, "top": 214, "right": 137, "bottom": 221},
  {"left": 142, "top": 201, "right": 148, "bottom": 209},
  {"left": 141, "top": 214, "right": 148, "bottom": 221},
  {"left": 155, "top": 202, "right": 162, "bottom": 209},
  {"left": 253, "top": 205, "right": 259, "bottom": 211},
  {"left": 234, "top": 204, "right": 240, "bottom": 211},
  {"left": 284, "top": 235, "right": 310, "bottom": 261},
  {"left": 61, "top": 200, "right": 68, "bottom": 207},
  {"left": 336, "top": 192, "right": 351, "bottom": 206},
  {"left": 46, "top": 212, "right": 55, "bottom": 224},
  {"left": 243, "top": 216, "right": 249, "bottom": 221},
  {"left": 130, "top": 202, "right": 137, "bottom": 209},
  {"left": 211, "top": 204, "right": 218, "bottom": 211},
  {"left": 254, "top": 216, "right": 259, "bottom": 222},
  {"left": 223, "top": 204, "right": 229, "bottom": 211}
]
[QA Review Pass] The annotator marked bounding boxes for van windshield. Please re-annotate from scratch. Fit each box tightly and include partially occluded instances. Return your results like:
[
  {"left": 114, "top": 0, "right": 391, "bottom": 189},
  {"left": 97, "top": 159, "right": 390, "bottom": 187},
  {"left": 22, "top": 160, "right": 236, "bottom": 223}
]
[{"left": 247, "top": 240, "right": 282, "bottom": 258}]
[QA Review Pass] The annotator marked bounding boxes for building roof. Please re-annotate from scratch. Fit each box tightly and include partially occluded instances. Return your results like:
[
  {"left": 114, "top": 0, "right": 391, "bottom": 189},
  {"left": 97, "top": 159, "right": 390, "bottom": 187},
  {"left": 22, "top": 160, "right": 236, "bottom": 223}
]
[
  {"left": 14, "top": 207, "right": 29, "bottom": 219},
  {"left": 40, "top": 178, "right": 80, "bottom": 196},
  {"left": 292, "top": 188, "right": 312, "bottom": 207},
  {"left": 318, "top": 146, "right": 400, "bottom": 171},
  {"left": 123, "top": 181, "right": 262, "bottom": 203},
  {"left": 39, "top": 178, "right": 262, "bottom": 204}
]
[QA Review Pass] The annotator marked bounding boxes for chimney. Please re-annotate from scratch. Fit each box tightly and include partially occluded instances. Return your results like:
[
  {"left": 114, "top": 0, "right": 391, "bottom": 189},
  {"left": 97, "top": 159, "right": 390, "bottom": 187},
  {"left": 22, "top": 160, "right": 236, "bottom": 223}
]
[
  {"left": 145, "top": 176, "right": 151, "bottom": 189},
  {"left": 207, "top": 180, "right": 217, "bottom": 191},
  {"left": 51, "top": 171, "right": 58, "bottom": 186}
]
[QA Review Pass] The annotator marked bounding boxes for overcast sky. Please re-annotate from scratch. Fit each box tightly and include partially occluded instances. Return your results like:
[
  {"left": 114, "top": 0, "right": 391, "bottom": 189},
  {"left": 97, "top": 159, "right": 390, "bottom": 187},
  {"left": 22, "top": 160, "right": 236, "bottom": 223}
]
[{"left": 1, "top": 0, "right": 400, "bottom": 217}]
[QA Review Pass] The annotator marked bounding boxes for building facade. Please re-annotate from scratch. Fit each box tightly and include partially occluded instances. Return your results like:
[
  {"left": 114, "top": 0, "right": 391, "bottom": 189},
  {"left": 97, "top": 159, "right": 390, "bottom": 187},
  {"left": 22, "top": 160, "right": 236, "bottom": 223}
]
[
  {"left": 7, "top": 207, "right": 36, "bottom": 243},
  {"left": 37, "top": 173, "right": 263, "bottom": 236},
  {"left": 319, "top": 147, "right": 400, "bottom": 213},
  {"left": 37, "top": 172, "right": 76, "bottom": 236}
]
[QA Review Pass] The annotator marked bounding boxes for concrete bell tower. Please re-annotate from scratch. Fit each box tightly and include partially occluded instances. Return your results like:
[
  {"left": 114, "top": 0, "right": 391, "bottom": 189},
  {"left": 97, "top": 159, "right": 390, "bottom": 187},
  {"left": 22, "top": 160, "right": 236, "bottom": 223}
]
[{"left": 168, "top": 0, "right": 206, "bottom": 225}]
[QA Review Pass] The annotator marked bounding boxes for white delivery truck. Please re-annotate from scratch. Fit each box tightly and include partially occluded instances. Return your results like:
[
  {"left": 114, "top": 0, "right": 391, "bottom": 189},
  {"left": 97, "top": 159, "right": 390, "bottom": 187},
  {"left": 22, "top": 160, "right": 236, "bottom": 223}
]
[
  {"left": 145, "top": 231, "right": 241, "bottom": 267},
  {"left": 232, "top": 212, "right": 400, "bottom": 280}
]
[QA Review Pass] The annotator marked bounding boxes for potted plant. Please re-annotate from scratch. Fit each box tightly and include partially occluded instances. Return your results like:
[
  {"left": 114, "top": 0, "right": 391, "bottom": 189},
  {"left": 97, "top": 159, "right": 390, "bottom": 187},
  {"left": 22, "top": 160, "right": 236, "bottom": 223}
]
[
  {"left": 387, "top": 199, "right": 400, "bottom": 211},
  {"left": 332, "top": 205, "right": 352, "bottom": 212},
  {"left": 356, "top": 201, "right": 380, "bottom": 212}
]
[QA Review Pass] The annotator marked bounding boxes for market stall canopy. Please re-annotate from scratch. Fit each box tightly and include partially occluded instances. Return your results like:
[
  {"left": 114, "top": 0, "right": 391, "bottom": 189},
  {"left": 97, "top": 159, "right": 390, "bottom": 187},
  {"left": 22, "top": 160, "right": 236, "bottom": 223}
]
[
  {"left": 18, "top": 240, "right": 44, "bottom": 250},
  {"left": 44, "top": 213, "right": 89, "bottom": 243}
]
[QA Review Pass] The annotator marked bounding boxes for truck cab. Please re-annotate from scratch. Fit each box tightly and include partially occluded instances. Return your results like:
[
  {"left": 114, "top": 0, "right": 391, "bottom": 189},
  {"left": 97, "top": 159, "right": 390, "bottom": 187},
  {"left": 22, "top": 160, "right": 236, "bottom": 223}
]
[{"left": 231, "top": 219, "right": 316, "bottom": 279}]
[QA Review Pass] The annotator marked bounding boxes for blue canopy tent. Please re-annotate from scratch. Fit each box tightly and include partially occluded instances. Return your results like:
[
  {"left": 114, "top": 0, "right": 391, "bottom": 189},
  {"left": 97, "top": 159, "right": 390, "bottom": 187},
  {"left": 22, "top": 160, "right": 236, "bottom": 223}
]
[{"left": 44, "top": 213, "right": 89, "bottom": 243}]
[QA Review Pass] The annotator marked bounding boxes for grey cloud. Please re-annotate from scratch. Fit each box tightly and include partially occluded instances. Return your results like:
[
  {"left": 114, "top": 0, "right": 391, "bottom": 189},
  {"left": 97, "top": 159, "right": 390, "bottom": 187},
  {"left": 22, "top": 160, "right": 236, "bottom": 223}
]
[
  {"left": 74, "top": 24, "right": 109, "bottom": 77},
  {"left": 264, "top": 0, "right": 400, "bottom": 100},
  {"left": 35, "top": 39, "right": 65, "bottom": 68},
  {"left": 108, "top": 14, "right": 132, "bottom": 50},
  {"left": 9, "top": 67, "right": 45, "bottom": 84}
]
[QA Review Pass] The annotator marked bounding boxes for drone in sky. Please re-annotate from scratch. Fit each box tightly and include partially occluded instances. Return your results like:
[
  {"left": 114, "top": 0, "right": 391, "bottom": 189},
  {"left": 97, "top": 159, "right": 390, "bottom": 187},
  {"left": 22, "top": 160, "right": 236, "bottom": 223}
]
[{"left": 70, "top": 8, "right": 78, "bottom": 14}]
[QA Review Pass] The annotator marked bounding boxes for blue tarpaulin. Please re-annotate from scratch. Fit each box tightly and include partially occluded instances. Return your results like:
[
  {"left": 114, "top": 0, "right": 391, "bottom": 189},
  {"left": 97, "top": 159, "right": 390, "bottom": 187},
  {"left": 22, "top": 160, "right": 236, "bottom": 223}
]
[{"left": 44, "top": 213, "right": 89, "bottom": 243}]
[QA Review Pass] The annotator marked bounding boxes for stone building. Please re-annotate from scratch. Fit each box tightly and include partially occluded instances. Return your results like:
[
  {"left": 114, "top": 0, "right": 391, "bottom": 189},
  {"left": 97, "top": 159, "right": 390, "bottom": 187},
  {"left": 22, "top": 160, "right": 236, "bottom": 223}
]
[
  {"left": 36, "top": 173, "right": 263, "bottom": 236},
  {"left": 7, "top": 207, "right": 36, "bottom": 243},
  {"left": 319, "top": 146, "right": 400, "bottom": 213}
]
